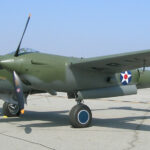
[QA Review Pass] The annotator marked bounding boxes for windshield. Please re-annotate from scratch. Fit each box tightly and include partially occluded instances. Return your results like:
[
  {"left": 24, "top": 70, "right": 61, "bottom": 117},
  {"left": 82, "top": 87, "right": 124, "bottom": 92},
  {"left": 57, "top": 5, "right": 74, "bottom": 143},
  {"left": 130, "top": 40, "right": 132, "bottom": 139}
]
[
  {"left": 18, "top": 48, "right": 39, "bottom": 55},
  {"left": 8, "top": 48, "right": 39, "bottom": 55}
]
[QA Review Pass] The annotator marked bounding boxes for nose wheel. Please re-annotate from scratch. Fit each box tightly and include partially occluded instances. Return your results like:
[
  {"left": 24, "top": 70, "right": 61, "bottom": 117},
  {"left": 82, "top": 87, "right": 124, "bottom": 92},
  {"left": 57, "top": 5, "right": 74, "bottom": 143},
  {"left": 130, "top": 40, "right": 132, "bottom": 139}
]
[
  {"left": 69, "top": 103, "right": 92, "bottom": 128},
  {"left": 3, "top": 102, "right": 20, "bottom": 117}
]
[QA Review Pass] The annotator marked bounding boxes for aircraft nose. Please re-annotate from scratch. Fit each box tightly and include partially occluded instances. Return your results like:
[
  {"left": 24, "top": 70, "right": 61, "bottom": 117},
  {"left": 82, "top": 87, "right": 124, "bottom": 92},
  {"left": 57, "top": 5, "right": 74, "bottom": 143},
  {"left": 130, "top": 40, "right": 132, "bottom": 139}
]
[
  {"left": 0, "top": 58, "right": 13, "bottom": 70},
  {"left": 0, "top": 58, "right": 19, "bottom": 71}
]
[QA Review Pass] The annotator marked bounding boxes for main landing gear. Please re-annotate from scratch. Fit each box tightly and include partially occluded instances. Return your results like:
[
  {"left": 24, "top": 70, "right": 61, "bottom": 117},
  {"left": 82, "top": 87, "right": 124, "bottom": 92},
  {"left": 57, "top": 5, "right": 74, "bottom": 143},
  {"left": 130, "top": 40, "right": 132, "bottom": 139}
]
[
  {"left": 3, "top": 102, "right": 20, "bottom": 117},
  {"left": 69, "top": 100, "right": 92, "bottom": 128}
]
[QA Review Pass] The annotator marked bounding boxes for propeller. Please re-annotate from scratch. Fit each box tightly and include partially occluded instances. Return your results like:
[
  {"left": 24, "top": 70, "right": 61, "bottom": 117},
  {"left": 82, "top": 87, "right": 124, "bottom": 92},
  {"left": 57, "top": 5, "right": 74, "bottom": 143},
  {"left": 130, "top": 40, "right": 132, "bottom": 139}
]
[
  {"left": 14, "top": 14, "right": 31, "bottom": 57},
  {"left": 13, "top": 71, "right": 25, "bottom": 114},
  {"left": 13, "top": 14, "right": 31, "bottom": 114}
]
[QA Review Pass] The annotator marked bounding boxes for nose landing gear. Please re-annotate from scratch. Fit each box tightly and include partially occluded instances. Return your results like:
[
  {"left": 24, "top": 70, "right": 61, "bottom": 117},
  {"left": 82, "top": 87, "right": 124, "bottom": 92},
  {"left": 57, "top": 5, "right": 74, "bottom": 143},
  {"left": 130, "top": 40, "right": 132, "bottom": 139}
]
[{"left": 3, "top": 102, "right": 20, "bottom": 117}]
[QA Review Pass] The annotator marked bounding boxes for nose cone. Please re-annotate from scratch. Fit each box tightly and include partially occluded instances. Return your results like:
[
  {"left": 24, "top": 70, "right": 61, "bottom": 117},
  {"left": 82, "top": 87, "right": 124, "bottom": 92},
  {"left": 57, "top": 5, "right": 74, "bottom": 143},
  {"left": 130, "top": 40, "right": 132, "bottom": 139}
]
[{"left": 0, "top": 58, "right": 21, "bottom": 71}]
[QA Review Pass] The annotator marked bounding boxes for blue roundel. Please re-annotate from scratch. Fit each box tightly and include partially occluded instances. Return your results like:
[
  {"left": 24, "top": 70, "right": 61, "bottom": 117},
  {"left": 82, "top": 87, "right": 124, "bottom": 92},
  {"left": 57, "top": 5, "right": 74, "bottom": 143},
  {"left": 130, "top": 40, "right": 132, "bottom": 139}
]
[
  {"left": 78, "top": 110, "right": 89, "bottom": 124},
  {"left": 120, "top": 71, "right": 132, "bottom": 85}
]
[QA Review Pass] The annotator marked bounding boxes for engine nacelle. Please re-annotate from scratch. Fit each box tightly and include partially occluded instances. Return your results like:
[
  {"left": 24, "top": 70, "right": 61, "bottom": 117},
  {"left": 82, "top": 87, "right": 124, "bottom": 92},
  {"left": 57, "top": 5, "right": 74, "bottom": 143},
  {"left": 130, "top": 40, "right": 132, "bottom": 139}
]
[{"left": 77, "top": 85, "right": 137, "bottom": 100}]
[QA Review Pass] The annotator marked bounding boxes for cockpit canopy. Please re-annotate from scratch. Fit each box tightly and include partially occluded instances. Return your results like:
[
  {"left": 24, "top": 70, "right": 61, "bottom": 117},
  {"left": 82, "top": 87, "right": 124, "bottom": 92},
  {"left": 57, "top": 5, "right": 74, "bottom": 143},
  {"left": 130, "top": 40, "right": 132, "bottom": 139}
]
[
  {"left": 9, "top": 48, "right": 39, "bottom": 55},
  {"left": 19, "top": 48, "right": 39, "bottom": 54}
]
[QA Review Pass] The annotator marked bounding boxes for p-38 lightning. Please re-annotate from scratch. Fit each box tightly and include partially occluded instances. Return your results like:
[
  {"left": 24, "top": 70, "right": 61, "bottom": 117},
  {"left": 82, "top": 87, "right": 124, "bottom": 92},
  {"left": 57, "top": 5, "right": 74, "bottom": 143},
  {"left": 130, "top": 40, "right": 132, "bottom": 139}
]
[{"left": 1, "top": 14, "right": 150, "bottom": 128}]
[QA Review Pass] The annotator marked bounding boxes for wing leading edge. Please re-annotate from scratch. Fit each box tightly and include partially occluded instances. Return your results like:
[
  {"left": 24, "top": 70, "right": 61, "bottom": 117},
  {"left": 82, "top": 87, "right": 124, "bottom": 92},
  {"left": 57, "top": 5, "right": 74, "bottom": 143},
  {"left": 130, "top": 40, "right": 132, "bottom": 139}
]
[{"left": 70, "top": 49, "right": 150, "bottom": 73}]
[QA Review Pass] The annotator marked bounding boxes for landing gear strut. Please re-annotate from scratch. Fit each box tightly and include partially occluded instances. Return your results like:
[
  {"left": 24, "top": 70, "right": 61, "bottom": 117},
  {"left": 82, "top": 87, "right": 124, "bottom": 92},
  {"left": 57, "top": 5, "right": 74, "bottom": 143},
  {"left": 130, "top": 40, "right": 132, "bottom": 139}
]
[
  {"left": 3, "top": 102, "right": 20, "bottom": 117},
  {"left": 69, "top": 100, "right": 92, "bottom": 128}
]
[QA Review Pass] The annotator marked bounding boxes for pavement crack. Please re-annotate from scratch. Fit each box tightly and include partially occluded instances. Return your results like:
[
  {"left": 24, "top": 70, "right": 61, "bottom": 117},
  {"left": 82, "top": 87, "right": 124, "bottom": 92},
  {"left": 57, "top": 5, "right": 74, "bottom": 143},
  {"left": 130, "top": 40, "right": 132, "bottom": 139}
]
[
  {"left": 124, "top": 109, "right": 149, "bottom": 150},
  {"left": 0, "top": 132, "right": 55, "bottom": 150}
]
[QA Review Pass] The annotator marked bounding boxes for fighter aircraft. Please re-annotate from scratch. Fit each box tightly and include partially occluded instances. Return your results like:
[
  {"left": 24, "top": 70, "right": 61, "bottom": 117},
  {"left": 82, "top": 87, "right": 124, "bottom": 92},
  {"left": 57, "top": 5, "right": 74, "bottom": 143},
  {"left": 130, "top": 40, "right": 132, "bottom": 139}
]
[{"left": 1, "top": 14, "right": 150, "bottom": 128}]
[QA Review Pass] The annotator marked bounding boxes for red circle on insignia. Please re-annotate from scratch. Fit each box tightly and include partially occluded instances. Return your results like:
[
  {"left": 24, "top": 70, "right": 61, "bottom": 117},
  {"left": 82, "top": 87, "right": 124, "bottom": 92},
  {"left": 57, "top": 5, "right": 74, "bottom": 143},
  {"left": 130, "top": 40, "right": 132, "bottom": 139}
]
[{"left": 124, "top": 74, "right": 128, "bottom": 79}]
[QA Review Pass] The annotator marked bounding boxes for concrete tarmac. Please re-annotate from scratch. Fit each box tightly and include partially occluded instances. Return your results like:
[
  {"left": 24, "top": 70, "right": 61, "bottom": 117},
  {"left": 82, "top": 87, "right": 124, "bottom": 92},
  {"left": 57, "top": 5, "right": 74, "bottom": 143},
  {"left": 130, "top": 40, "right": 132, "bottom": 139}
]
[{"left": 0, "top": 88, "right": 150, "bottom": 150}]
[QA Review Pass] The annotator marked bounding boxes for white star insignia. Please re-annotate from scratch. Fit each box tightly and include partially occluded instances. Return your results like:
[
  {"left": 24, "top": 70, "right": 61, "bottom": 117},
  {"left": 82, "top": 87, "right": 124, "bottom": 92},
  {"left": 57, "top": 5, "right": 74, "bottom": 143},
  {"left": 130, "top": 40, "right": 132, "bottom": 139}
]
[{"left": 121, "top": 71, "right": 131, "bottom": 84}]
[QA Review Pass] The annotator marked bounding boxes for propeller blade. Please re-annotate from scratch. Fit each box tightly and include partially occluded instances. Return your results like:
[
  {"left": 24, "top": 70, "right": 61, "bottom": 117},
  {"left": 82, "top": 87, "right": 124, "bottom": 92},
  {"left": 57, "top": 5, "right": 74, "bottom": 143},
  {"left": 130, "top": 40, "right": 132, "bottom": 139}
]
[
  {"left": 14, "top": 14, "right": 31, "bottom": 57},
  {"left": 13, "top": 71, "right": 25, "bottom": 114}
]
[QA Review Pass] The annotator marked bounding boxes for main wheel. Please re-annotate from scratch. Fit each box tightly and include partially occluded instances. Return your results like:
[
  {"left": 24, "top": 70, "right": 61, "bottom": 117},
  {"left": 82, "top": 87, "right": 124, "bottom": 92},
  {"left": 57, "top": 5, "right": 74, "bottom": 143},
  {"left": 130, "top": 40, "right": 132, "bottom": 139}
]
[
  {"left": 69, "top": 103, "right": 92, "bottom": 128},
  {"left": 3, "top": 102, "right": 20, "bottom": 117}
]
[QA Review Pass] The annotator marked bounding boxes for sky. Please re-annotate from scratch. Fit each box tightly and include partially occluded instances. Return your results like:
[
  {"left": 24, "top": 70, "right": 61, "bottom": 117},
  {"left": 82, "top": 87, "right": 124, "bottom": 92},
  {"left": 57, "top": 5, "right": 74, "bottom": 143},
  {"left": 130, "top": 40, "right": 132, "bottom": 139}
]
[{"left": 0, "top": 0, "right": 150, "bottom": 57}]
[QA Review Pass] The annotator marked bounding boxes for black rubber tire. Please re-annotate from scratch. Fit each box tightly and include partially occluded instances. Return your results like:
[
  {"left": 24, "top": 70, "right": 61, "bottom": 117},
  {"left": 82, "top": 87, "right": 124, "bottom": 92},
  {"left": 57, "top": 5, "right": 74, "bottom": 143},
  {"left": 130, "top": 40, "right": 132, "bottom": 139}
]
[
  {"left": 69, "top": 103, "right": 92, "bottom": 128},
  {"left": 2, "top": 102, "right": 20, "bottom": 117}
]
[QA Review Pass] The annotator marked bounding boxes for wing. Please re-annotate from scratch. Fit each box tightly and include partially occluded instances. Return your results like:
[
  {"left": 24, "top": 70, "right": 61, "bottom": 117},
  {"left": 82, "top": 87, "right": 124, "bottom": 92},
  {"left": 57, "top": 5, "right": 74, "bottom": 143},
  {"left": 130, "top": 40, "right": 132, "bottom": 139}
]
[{"left": 70, "top": 49, "right": 150, "bottom": 73}]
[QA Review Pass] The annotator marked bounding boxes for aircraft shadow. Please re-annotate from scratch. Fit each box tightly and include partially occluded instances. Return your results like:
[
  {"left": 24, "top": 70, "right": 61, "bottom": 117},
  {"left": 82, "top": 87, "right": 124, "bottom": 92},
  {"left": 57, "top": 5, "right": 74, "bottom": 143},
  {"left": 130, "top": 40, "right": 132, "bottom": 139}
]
[
  {"left": 0, "top": 107, "right": 150, "bottom": 132},
  {"left": 92, "top": 106, "right": 150, "bottom": 112},
  {"left": 109, "top": 106, "right": 150, "bottom": 112}
]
